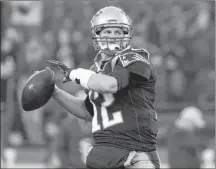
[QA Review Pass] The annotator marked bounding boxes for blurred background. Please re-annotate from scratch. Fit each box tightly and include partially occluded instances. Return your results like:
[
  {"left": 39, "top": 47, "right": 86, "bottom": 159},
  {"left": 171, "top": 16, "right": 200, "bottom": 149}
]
[{"left": 1, "top": 0, "right": 215, "bottom": 168}]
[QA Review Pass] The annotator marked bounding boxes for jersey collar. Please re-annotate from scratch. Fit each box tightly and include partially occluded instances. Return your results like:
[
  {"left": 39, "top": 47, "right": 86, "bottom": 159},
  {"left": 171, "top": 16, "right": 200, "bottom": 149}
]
[{"left": 93, "top": 45, "right": 132, "bottom": 69}]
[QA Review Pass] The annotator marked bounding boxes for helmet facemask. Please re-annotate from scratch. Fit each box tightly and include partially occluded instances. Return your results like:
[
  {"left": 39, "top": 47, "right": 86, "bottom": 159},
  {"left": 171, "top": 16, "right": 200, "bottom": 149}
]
[{"left": 91, "top": 23, "right": 133, "bottom": 52}]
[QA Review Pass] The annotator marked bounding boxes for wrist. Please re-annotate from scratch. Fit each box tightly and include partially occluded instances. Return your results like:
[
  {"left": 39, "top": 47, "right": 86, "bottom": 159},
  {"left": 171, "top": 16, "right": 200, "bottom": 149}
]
[{"left": 69, "top": 68, "right": 96, "bottom": 89}]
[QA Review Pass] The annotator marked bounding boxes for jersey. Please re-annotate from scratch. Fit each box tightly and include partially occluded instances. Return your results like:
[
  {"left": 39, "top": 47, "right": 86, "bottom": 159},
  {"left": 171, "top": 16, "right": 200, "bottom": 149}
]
[{"left": 85, "top": 46, "right": 158, "bottom": 152}]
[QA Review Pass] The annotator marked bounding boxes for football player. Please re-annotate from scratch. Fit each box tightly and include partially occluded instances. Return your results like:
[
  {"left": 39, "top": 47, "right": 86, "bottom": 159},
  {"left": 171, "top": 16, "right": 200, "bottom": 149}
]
[{"left": 51, "top": 6, "right": 160, "bottom": 169}]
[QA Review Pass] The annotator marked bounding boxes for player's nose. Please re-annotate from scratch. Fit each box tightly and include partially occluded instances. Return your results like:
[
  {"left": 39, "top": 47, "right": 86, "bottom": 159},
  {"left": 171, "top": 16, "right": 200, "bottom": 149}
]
[{"left": 108, "top": 32, "right": 116, "bottom": 38}]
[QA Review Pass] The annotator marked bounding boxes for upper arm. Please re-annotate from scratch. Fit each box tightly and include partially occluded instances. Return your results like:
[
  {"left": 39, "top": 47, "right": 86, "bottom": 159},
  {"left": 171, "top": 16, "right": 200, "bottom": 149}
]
[{"left": 127, "top": 61, "right": 151, "bottom": 80}]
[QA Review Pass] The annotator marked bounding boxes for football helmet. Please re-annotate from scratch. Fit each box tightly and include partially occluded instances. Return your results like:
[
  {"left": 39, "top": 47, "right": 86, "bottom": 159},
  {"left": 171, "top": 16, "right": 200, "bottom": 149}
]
[{"left": 90, "top": 6, "right": 133, "bottom": 52}]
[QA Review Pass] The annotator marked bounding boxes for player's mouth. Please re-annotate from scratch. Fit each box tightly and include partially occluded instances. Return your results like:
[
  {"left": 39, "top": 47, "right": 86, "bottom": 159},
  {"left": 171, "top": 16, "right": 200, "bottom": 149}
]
[{"left": 107, "top": 42, "right": 120, "bottom": 50}]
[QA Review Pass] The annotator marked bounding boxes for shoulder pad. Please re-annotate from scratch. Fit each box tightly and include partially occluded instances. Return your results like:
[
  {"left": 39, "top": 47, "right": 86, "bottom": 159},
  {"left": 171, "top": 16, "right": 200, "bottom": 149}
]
[{"left": 118, "top": 48, "right": 150, "bottom": 67}]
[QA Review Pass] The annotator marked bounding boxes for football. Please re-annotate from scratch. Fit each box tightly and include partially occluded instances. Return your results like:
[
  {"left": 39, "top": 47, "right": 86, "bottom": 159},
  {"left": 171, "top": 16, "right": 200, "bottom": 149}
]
[{"left": 21, "top": 67, "right": 55, "bottom": 111}]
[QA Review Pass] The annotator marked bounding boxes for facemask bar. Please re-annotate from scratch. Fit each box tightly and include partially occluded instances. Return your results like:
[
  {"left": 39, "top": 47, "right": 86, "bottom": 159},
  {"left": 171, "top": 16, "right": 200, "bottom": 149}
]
[
  {"left": 92, "top": 37, "right": 131, "bottom": 51},
  {"left": 91, "top": 23, "right": 133, "bottom": 51}
]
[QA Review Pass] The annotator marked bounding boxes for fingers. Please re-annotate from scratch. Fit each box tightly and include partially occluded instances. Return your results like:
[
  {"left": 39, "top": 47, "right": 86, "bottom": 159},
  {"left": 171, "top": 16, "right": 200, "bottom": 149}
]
[{"left": 46, "top": 60, "right": 72, "bottom": 83}]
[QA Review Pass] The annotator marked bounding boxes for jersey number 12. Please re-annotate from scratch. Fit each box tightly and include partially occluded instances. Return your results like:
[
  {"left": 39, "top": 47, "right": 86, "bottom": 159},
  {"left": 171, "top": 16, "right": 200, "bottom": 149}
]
[{"left": 90, "top": 92, "right": 123, "bottom": 133}]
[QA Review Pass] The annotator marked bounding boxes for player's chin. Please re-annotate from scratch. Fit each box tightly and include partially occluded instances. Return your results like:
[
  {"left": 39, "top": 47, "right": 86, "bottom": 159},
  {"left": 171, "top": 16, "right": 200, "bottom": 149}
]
[{"left": 104, "top": 49, "right": 119, "bottom": 55}]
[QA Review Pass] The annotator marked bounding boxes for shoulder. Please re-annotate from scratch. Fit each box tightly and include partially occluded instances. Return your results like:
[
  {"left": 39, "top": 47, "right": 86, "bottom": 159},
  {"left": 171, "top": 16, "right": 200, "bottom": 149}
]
[
  {"left": 116, "top": 47, "right": 151, "bottom": 79},
  {"left": 117, "top": 47, "right": 150, "bottom": 67}
]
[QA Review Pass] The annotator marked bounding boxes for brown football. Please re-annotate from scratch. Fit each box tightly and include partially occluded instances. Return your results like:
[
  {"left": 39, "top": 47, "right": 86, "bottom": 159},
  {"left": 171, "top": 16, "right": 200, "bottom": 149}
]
[{"left": 22, "top": 67, "right": 55, "bottom": 111}]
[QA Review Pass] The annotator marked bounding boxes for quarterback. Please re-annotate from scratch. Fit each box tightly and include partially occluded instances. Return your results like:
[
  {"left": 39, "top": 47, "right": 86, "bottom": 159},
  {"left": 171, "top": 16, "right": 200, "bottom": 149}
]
[{"left": 51, "top": 6, "right": 160, "bottom": 169}]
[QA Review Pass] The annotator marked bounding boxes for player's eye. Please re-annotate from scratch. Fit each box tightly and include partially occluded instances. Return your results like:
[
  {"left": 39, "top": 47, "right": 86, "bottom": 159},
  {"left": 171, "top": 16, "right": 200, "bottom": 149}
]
[
  {"left": 115, "top": 30, "right": 124, "bottom": 36},
  {"left": 105, "top": 30, "right": 112, "bottom": 34},
  {"left": 100, "top": 30, "right": 111, "bottom": 37}
]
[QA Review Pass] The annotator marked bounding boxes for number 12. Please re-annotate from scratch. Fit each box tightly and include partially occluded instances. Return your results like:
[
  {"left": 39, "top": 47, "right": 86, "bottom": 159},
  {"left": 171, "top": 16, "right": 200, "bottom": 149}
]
[{"left": 90, "top": 92, "right": 123, "bottom": 133}]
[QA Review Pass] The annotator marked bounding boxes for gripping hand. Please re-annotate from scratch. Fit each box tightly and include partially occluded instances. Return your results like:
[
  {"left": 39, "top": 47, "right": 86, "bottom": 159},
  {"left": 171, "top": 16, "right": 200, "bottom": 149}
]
[{"left": 46, "top": 59, "right": 72, "bottom": 83}]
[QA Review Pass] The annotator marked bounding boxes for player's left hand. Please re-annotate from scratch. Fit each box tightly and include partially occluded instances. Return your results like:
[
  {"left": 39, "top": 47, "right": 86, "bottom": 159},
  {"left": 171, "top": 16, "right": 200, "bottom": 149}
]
[{"left": 46, "top": 59, "right": 73, "bottom": 83}]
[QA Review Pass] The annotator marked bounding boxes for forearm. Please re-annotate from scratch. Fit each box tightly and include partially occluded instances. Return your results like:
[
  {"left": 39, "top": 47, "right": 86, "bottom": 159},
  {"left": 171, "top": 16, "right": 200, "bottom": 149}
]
[
  {"left": 87, "top": 74, "right": 118, "bottom": 94},
  {"left": 69, "top": 68, "right": 118, "bottom": 94},
  {"left": 52, "top": 86, "right": 92, "bottom": 121}
]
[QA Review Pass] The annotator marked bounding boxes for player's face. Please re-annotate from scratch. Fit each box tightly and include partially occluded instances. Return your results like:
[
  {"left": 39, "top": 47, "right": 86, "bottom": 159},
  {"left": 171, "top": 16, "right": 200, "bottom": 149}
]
[{"left": 99, "top": 27, "right": 124, "bottom": 55}]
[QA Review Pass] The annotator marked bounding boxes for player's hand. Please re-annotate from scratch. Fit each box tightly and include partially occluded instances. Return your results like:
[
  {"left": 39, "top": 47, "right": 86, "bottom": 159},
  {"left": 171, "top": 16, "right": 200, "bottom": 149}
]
[{"left": 46, "top": 59, "right": 73, "bottom": 83}]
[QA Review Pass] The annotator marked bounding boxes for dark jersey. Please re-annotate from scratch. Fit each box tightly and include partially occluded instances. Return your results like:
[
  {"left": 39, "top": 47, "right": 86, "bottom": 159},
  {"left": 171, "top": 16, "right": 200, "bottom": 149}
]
[{"left": 85, "top": 47, "right": 158, "bottom": 152}]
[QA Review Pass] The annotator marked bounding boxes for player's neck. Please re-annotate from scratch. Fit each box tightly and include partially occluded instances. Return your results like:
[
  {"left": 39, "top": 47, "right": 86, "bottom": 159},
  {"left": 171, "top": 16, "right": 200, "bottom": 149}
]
[{"left": 101, "top": 52, "right": 113, "bottom": 61}]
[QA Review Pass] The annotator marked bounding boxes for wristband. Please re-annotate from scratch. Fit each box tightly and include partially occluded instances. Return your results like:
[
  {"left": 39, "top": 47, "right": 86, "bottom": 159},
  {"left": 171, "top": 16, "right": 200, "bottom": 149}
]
[{"left": 69, "top": 68, "right": 96, "bottom": 89}]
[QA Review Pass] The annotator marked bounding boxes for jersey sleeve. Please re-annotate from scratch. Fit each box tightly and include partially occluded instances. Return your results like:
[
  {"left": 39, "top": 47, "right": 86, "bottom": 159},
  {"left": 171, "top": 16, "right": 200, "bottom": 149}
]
[
  {"left": 118, "top": 49, "right": 151, "bottom": 80},
  {"left": 108, "top": 64, "right": 130, "bottom": 91},
  {"left": 84, "top": 96, "right": 94, "bottom": 117},
  {"left": 127, "top": 61, "right": 151, "bottom": 80}
]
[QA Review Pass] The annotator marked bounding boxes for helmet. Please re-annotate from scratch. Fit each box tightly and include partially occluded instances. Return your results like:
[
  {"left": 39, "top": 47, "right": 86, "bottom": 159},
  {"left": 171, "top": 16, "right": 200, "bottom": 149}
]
[{"left": 90, "top": 6, "right": 133, "bottom": 51}]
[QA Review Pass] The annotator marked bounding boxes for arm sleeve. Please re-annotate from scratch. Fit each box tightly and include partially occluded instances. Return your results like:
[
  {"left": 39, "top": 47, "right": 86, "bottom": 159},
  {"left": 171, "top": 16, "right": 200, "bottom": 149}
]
[
  {"left": 128, "top": 61, "right": 151, "bottom": 80},
  {"left": 108, "top": 64, "right": 130, "bottom": 91},
  {"left": 84, "top": 96, "right": 94, "bottom": 117}
]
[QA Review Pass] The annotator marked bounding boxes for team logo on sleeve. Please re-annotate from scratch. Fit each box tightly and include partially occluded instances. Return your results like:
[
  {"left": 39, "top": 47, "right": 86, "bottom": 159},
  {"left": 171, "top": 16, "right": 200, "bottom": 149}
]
[{"left": 119, "top": 52, "right": 150, "bottom": 67}]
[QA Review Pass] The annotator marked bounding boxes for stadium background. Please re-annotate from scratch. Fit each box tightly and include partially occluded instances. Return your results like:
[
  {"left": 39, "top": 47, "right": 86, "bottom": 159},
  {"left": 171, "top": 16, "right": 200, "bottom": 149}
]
[{"left": 1, "top": 0, "right": 215, "bottom": 168}]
